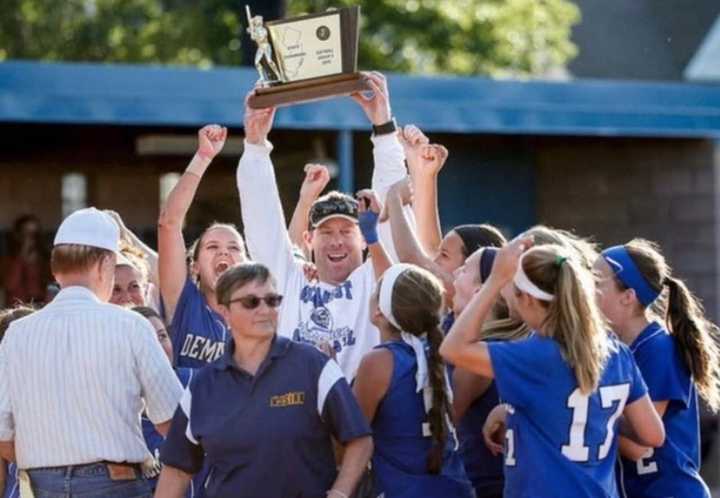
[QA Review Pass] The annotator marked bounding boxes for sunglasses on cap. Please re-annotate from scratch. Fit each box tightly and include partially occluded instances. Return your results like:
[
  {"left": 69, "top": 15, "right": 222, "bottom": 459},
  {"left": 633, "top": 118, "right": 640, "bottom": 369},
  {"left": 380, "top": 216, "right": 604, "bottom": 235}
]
[
  {"left": 228, "top": 293, "right": 284, "bottom": 310},
  {"left": 309, "top": 197, "right": 359, "bottom": 228}
]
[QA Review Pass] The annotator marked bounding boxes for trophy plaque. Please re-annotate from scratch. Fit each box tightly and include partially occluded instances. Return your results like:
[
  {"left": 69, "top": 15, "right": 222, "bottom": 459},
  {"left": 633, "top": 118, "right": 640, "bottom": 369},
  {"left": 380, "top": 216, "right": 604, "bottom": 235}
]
[{"left": 246, "top": 5, "right": 370, "bottom": 109}]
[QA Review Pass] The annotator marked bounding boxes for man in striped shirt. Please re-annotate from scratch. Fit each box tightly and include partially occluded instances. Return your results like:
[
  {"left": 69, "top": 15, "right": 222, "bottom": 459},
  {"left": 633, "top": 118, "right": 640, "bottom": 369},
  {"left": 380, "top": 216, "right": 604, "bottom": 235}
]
[{"left": 0, "top": 207, "right": 183, "bottom": 498}]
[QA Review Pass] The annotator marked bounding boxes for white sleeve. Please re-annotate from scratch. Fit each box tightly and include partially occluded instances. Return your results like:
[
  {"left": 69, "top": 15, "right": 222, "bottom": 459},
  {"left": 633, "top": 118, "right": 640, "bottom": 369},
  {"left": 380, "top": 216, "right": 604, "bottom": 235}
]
[
  {"left": 370, "top": 133, "right": 415, "bottom": 262},
  {"left": 237, "top": 140, "right": 301, "bottom": 285},
  {"left": 0, "top": 337, "right": 14, "bottom": 441},
  {"left": 134, "top": 319, "right": 183, "bottom": 424}
]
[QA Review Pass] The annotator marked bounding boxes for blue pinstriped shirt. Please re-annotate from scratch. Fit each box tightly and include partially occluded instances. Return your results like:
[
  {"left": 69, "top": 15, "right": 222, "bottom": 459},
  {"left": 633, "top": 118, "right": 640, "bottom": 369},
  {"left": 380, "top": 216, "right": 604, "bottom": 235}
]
[{"left": 0, "top": 286, "right": 183, "bottom": 469}]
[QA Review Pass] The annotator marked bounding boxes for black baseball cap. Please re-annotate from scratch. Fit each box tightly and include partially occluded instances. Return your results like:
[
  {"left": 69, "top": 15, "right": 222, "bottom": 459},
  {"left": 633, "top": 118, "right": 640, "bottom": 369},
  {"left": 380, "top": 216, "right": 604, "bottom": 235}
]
[{"left": 309, "top": 192, "right": 359, "bottom": 229}]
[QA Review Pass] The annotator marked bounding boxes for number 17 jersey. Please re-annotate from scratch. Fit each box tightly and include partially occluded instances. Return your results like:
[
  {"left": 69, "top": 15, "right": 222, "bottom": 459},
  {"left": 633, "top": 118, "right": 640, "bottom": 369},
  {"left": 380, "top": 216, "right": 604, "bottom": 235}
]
[{"left": 488, "top": 334, "right": 648, "bottom": 498}]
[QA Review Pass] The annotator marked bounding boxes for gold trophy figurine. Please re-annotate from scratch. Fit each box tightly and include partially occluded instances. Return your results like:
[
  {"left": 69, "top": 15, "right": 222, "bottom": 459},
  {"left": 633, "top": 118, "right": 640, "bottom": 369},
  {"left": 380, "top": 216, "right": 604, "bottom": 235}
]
[
  {"left": 245, "top": 5, "right": 370, "bottom": 109},
  {"left": 246, "top": 5, "right": 285, "bottom": 86}
]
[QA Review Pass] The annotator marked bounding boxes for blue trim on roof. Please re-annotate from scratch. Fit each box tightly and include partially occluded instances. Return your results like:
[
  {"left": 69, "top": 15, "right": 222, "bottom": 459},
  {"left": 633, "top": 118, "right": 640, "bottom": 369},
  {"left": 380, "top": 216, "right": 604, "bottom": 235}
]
[{"left": 2, "top": 60, "right": 720, "bottom": 137}]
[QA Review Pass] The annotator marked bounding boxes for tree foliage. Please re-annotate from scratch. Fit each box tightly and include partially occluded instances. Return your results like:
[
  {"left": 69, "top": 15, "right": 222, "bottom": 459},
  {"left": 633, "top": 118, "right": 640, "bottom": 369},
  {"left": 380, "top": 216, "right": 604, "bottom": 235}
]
[{"left": 1, "top": 0, "right": 579, "bottom": 76}]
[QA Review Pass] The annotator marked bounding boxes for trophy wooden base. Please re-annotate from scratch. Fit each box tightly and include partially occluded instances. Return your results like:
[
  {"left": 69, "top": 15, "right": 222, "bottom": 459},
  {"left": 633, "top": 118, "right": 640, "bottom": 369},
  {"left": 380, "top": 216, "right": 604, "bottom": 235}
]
[{"left": 247, "top": 73, "right": 370, "bottom": 109}]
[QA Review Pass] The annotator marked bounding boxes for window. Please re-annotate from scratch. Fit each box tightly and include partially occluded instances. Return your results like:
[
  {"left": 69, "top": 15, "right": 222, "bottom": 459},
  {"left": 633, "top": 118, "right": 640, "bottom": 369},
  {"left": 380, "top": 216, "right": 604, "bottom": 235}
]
[{"left": 61, "top": 173, "right": 87, "bottom": 218}]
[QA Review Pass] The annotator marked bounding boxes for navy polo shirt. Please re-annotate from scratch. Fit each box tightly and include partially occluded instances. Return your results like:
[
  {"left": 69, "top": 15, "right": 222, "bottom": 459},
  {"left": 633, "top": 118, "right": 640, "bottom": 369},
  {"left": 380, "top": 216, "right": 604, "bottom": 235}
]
[{"left": 161, "top": 335, "right": 371, "bottom": 498}]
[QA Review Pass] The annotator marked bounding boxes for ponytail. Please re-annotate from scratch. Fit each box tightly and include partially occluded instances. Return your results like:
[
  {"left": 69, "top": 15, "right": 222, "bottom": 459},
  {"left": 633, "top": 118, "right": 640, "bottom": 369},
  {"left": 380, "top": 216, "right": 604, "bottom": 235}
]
[
  {"left": 425, "top": 322, "right": 452, "bottom": 474},
  {"left": 390, "top": 266, "right": 454, "bottom": 474},
  {"left": 618, "top": 239, "right": 720, "bottom": 412},
  {"left": 524, "top": 246, "right": 609, "bottom": 393},
  {"left": 665, "top": 276, "right": 720, "bottom": 411}
]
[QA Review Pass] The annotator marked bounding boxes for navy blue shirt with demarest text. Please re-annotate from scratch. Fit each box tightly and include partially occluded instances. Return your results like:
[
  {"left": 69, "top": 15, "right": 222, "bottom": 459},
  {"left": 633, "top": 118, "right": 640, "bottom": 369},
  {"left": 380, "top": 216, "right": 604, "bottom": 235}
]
[
  {"left": 160, "top": 336, "right": 371, "bottom": 498},
  {"left": 169, "top": 278, "right": 228, "bottom": 368}
]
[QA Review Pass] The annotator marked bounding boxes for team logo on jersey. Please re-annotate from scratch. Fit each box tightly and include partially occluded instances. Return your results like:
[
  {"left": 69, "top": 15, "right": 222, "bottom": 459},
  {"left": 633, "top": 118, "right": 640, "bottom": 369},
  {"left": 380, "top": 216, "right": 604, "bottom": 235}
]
[
  {"left": 295, "top": 283, "right": 357, "bottom": 354},
  {"left": 310, "top": 306, "right": 332, "bottom": 329},
  {"left": 270, "top": 391, "right": 306, "bottom": 407}
]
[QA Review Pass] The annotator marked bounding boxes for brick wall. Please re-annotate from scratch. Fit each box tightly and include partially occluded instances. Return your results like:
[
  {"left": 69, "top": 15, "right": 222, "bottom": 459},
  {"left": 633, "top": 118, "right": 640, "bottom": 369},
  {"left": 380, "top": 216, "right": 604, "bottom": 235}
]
[{"left": 535, "top": 136, "right": 719, "bottom": 321}]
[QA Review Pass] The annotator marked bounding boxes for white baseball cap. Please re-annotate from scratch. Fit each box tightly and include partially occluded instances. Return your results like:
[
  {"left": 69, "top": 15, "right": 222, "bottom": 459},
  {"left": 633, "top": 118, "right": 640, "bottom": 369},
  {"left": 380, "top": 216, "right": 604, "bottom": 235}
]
[{"left": 54, "top": 207, "right": 120, "bottom": 254}]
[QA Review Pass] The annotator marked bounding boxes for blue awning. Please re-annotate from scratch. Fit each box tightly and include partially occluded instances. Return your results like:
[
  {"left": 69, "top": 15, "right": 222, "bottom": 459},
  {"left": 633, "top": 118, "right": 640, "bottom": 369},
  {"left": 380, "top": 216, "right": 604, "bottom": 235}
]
[{"left": 2, "top": 60, "right": 720, "bottom": 138}]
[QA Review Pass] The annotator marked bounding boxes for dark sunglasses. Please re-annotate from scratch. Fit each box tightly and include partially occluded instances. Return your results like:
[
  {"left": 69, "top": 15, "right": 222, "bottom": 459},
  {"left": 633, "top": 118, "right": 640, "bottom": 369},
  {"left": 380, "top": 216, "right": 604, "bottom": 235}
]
[{"left": 228, "top": 294, "right": 284, "bottom": 310}]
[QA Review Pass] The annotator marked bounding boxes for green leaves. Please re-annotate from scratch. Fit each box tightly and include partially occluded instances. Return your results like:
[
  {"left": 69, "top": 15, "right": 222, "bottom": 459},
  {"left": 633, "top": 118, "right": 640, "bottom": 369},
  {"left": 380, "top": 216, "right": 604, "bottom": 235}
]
[
  {"left": 289, "top": 0, "right": 579, "bottom": 76},
  {"left": 1, "top": 0, "right": 579, "bottom": 77}
]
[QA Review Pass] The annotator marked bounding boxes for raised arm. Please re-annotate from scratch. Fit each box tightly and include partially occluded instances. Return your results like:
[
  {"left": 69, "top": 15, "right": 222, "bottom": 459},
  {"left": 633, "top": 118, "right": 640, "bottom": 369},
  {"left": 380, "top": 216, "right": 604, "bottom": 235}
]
[
  {"left": 351, "top": 72, "right": 408, "bottom": 261},
  {"left": 385, "top": 179, "right": 455, "bottom": 295},
  {"left": 356, "top": 189, "right": 391, "bottom": 279},
  {"left": 288, "top": 164, "right": 330, "bottom": 259},
  {"left": 440, "top": 237, "right": 531, "bottom": 376},
  {"left": 237, "top": 94, "right": 297, "bottom": 284},
  {"left": 401, "top": 126, "right": 446, "bottom": 257},
  {"left": 158, "top": 125, "right": 227, "bottom": 323}
]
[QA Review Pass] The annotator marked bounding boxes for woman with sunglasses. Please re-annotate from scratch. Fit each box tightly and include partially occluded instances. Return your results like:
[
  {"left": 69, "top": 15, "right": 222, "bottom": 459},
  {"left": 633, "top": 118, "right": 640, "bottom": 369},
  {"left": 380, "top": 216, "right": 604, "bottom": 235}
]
[{"left": 155, "top": 262, "right": 373, "bottom": 498}]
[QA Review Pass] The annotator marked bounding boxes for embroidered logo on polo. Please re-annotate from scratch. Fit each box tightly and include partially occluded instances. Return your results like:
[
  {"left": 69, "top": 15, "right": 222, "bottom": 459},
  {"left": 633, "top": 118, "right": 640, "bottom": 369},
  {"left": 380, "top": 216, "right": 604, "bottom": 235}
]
[
  {"left": 293, "top": 281, "right": 357, "bottom": 354},
  {"left": 270, "top": 391, "right": 306, "bottom": 407}
]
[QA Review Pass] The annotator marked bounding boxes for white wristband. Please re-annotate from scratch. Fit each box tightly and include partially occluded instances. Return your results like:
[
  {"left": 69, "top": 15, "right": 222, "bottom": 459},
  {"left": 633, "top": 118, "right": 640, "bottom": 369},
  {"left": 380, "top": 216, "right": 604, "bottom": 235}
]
[
  {"left": 185, "top": 153, "right": 212, "bottom": 177},
  {"left": 327, "top": 490, "right": 349, "bottom": 498}
]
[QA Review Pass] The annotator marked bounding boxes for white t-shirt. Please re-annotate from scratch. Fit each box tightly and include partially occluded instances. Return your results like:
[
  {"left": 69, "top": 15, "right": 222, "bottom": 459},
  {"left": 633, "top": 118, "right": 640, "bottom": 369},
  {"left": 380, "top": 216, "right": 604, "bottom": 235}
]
[{"left": 237, "top": 134, "right": 408, "bottom": 379}]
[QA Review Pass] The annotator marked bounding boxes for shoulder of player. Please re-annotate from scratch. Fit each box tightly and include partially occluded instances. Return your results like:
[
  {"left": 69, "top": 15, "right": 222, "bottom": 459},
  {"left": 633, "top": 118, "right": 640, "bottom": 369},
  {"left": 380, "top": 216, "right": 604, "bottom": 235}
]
[
  {"left": 355, "top": 348, "right": 394, "bottom": 386},
  {"left": 631, "top": 325, "right": 675, "bottom": 357}
]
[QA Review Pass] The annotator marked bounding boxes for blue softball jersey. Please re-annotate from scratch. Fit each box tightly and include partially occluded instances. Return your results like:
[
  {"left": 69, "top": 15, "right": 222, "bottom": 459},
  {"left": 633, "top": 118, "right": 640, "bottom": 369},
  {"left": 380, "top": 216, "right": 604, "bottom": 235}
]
[
  {"left": 168, "top": 279, "right": 228, "bottom": 368},
  {"left": 488, "top": 334, "right": 648, "bottom": 498},
  {"left": 620, "top": 322, "right": 709, "bottom": 498},
  {"left": 371, "top": 341, "right": 474, "bottom": 498}
]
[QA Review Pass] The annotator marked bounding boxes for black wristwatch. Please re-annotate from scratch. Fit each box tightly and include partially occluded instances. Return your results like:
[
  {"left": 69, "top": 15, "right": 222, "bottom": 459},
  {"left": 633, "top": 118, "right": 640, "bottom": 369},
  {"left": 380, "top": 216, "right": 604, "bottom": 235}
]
[{"left": 372, "top": 118, "right": 398, "bottom": 136}]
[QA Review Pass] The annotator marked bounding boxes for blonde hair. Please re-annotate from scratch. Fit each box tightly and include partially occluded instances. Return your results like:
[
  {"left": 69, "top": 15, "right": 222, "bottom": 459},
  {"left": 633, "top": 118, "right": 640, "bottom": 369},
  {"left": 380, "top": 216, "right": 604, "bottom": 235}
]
[
  {"left": 0, "top": 305, "right": 35, "bottom": 342},
  {"left": 523, "top": 245, "right": 609, "bottom": 393},
  {"left": 388, "top": 266, "right": 451, "bottom": 474},
  {"left": 480, "top": 315, "right": 530, "bottom": 342},
  {"left": 118, "top": 242, "right": 150, "bottom": 285},
  {"left": 622, "top": 239, "right": 720, "bottom": 411},
  {"left": 524, "top": 225, "right": 598, "bottom": 270}
]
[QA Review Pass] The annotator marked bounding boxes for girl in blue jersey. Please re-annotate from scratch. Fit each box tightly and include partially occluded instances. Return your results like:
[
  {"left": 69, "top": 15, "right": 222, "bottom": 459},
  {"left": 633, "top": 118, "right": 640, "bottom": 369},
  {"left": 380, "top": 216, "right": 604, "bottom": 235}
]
[
  {"left": 451, "top": 246, "right": 529, "bottom": 498},
  {"left": 595, "top": 239, "right": 720, "bottom": 498},
  {"left": 158, "top": 125, "right": 247, "bottom": 370},
  {"left": 441, "top": 238, "right": 666, "bottom": 498},
  {"left": 353, "top": 263, "right": 474, "bottom": 498},
  {"left": 449, "top": 226, "right": 596, "bottom": 496}
]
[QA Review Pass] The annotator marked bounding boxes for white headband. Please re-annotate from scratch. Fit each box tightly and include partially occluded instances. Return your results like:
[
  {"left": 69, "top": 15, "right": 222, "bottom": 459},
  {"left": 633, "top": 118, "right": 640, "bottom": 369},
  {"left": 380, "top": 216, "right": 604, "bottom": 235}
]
[
  {"left": 378, "top": 264, "right": 458, "bottom": 446},
  {"left": 514, "top": 255, "right": 555, "bottom": 301},
  {"left": 378, "top": 263, "right": 414, "bottom": 330}
]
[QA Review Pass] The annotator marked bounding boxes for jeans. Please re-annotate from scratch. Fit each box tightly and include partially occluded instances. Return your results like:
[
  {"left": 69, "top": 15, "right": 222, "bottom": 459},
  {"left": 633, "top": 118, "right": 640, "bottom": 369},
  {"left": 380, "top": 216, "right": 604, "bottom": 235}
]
[{"left": 26, "top": 463, "right": 152, "bottom": 498}]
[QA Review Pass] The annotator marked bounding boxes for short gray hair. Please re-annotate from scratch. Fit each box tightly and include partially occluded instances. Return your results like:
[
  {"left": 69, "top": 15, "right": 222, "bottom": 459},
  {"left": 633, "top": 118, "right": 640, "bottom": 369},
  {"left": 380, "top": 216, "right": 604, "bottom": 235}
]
[{"left": 216, "top": 263, "right": 275, "bottom": 306}]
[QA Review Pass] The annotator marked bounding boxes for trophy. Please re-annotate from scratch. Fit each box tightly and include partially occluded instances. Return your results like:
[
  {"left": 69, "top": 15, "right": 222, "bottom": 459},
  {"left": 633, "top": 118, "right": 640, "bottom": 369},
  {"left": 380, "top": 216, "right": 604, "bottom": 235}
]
[{"left": 245, "top": 5, "right": 370, "bottom": 109}]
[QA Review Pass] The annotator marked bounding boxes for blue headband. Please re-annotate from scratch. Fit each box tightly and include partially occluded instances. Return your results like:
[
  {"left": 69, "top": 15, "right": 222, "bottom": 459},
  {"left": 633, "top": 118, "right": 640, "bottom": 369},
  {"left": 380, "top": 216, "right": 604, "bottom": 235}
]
[
  {"left": 479, "top": 247, "right": 498, "bottom": 283},
  {"left": 602, "top": 245, "right": 661, "bottom": 307}
]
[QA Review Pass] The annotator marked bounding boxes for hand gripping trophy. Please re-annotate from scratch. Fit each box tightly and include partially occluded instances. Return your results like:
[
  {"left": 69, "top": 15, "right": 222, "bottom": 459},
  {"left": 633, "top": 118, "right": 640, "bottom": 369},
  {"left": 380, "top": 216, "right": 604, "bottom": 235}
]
[{"left": 246, "top": 5, "right": 285, "bottom": 86}]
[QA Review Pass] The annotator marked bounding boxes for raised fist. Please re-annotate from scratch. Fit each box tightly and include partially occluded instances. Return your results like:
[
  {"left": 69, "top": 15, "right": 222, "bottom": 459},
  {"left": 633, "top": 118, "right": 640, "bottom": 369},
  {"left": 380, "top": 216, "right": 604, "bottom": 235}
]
[
  {"left": 300, "top": 164, "right": 331, "bottom": 202},
  {"left": 197, "top": 125, "right": 228, "bottom": 161}
]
